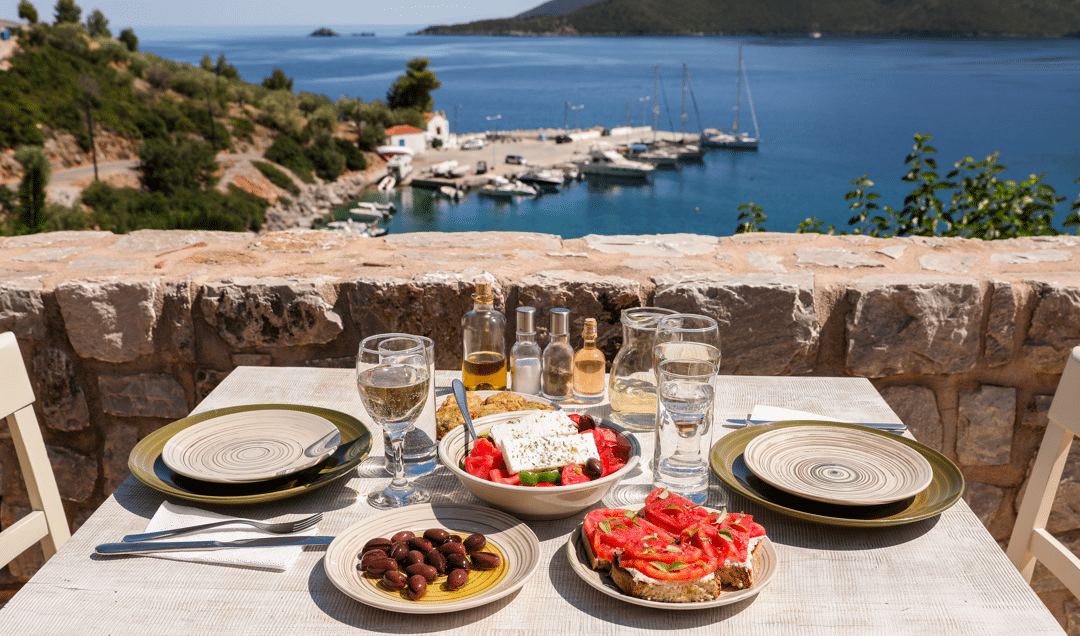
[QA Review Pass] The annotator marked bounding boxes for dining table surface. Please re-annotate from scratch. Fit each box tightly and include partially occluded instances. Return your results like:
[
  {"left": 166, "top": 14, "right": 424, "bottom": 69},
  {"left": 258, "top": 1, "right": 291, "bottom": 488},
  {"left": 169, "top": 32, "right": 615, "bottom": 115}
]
[{"left": 0, "top": 365, "right": 1066, "bottom": 635}]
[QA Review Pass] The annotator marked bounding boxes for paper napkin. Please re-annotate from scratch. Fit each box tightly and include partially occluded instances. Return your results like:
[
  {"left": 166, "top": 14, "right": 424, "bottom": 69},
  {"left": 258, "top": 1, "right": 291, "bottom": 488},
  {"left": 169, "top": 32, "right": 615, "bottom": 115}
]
[
  {"left": 747, "top": 405, "right": 847, "bottom": 425},
  {"left": 138, "top": 501, "right": 320, "bottom": 571}
]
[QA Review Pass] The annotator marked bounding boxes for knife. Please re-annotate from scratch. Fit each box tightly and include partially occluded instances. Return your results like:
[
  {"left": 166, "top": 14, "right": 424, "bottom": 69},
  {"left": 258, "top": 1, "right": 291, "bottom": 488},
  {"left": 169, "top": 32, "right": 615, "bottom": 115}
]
[
  {"left": 95, "top": 535, "right": 334, "bottom": 555},
  {"left": 744, "top": 416, "right": 907, "bottom": 432}
]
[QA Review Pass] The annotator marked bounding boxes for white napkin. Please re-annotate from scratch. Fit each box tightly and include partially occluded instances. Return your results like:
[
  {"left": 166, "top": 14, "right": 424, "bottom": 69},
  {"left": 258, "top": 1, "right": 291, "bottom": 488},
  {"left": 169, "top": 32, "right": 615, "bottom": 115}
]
[
  {"left": 747, "top": 405, "right": 847, "bottom": 425},
  {"left": 138, "top": 501, "right": 320, "bottom": 571}
]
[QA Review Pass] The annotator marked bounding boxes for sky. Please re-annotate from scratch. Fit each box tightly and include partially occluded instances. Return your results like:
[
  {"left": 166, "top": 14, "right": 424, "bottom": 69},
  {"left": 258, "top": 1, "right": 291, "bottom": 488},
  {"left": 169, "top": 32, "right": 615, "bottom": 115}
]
[{"left": 4, "top": 0, "right": 539, "bottom": 27}]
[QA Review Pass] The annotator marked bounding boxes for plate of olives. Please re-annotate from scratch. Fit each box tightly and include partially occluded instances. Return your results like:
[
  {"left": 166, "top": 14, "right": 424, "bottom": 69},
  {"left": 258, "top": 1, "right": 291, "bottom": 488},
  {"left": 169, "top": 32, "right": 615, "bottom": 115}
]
[{"left": 323, "top": 503, "right": 541, "bottom": 613}]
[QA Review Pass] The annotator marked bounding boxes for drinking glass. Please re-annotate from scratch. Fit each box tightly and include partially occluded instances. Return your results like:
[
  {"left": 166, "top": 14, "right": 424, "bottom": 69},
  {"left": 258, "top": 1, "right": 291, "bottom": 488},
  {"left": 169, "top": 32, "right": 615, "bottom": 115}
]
[
  {"left": 356, "top": 334, "right": 432, "bottom": 509},
  {"left": 652, "top": 358, "right": 717, "bottom": 505},
  {"left": 379, "top": 334, "right": 438, "bottom": 477},
  {"left": 653, "top": 314, "right": 721, "bottom": 364}
]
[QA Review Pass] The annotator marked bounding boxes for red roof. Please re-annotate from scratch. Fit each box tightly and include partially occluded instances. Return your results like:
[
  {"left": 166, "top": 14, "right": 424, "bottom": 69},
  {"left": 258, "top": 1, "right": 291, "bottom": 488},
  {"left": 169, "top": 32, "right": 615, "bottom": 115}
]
[
  {"left": 424, "top": 111, "right": 446, "bottom": 122},
  {"left": 385, "top": 125, "right": 424, "bottom": 136}
]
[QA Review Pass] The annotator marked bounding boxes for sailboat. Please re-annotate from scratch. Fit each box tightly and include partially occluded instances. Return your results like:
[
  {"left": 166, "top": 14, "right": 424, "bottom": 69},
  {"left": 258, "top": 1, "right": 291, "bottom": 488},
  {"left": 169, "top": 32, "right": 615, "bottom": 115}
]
[
  {"left": 675, "top": 63, "right": 706, "bottom": 161},
  {"left": 701, "top": 46, "right": 760, "bottom": 151}
]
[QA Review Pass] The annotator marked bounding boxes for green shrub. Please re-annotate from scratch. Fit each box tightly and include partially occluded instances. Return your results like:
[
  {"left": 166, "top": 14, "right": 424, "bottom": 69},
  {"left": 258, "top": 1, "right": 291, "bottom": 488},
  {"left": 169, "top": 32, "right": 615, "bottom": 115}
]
[
  {"left": 82, "top": 181, "right": 266, "bottom": 233},
  {"left": 230, "top": 117, "right": 255, "bottom": 143},
  {"left": 138, "top": 137, "right": 218, "bottom": 195},
  {"left": 334, "top": 137, "right": 367, "bottom": 171},
  {"left": 119, "top": 27, "right": 138, "bottom": 52},
  {"left": 262, "top": 68, "right": 293, "bottom": 91},
  {"left": 305, "top": 136, "right": 345, "bottom": 181},
  {"left": 264, "top": 134, "right": 314, "bottom": 183},
  {"left": 253, "top": 160, "right": 301, "bottom": 195}
]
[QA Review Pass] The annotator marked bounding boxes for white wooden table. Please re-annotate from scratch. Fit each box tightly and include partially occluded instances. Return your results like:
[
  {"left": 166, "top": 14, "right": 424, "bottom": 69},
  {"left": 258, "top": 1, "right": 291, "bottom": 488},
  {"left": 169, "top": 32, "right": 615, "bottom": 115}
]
[{"left": 0, "top": 367, "right": 1065, "bottom": 635}]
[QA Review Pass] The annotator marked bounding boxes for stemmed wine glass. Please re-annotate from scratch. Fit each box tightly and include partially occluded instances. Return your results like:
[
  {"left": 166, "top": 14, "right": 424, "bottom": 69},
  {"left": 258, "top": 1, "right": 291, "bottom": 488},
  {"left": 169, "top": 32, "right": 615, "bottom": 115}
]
[{"left": 356, "top": 334, "right": 432, "bottom": 509}]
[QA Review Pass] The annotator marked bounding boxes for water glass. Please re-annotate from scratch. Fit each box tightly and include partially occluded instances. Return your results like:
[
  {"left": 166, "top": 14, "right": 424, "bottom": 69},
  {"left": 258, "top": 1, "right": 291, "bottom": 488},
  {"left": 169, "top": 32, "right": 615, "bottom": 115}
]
[
  {"left": 652, "top": 358, "right": 717, "bottom": 505},
  {"left": 379, "top": 334, "right": 438, "bottom": 477}
]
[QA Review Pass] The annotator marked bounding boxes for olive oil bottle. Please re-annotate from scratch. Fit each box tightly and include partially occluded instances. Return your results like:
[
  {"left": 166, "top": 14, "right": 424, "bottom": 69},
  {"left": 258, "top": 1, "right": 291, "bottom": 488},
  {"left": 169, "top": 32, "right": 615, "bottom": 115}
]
[{"left": 461, "top": 281, "right": 507, "bottom": 391}]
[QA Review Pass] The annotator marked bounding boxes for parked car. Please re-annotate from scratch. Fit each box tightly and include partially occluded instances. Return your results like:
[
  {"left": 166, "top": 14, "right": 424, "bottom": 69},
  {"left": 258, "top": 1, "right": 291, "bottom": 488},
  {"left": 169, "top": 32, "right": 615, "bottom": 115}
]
[
  {"left": 461, "top": 138, "right": 484, "bottom": 150},
  {"left": 476, "top": 160, "right": 488, "bottom": 174},
  {"left": 505, "top": 155, "right": 527, "bottom": 165},
  {"left": 555, "top": 134, "right": 573, "bottom": 144}
]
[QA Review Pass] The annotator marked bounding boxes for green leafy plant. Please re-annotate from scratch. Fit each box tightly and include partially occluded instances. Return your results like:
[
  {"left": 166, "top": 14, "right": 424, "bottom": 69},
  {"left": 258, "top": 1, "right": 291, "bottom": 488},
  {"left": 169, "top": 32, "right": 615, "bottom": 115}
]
[
  {"left": 138, "top": 137, "right": 218, "bottom": 195},
  {"left": 734, "top": 202, "right": 766, "bottom": 233},
  {"left": 386, "top": 58, "right": 441, "bottom": 112},
  {"left": 264, "top": 134, "right": 314, "bottom": 183},
  {"left": 252, "top": 161, "right": 301, "bottom": 196}
]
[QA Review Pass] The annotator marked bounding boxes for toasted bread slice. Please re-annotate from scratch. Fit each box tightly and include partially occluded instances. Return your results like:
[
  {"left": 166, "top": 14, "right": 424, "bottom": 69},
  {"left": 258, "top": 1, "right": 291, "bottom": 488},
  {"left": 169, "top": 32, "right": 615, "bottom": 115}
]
[
  {"left": 610, "top": 562, "right": 720, "bottom": 603},
  {"left": 717, "top": 539, "right": 764, "bottom": 590}
]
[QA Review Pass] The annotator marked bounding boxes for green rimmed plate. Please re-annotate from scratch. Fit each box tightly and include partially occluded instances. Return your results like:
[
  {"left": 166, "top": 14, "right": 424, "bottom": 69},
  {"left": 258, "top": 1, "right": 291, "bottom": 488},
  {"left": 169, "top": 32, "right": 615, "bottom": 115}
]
[
  {"left": 710, "top": 421, "right": 964, "bottom": 527},
  {"left": 129, "top": 404, "right": 371, "bottom": 505}
]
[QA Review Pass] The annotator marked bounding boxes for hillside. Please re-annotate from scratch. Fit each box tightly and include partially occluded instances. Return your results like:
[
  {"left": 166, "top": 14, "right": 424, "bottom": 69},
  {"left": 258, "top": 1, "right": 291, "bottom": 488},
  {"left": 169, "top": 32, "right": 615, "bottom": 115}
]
[
  {"left": 515, "top": 0, "right": 605, "bottom": 19},
  {"left": 421, "top": 0, "right": 1080, "bottom": 36}
]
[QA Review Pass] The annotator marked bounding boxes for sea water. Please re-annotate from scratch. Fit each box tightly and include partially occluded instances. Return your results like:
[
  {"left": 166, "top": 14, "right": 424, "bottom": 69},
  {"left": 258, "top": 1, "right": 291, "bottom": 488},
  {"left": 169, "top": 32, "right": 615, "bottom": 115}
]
[{"left": 140, "top": 28, "right": 1080, "bottom": 236}]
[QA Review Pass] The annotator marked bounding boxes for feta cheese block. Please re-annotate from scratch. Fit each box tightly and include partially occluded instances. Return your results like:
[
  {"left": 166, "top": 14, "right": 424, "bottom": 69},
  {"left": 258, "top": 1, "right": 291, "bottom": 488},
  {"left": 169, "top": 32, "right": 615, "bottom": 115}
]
[
  {"left": 500, "top": 432, "right": 601, "bottom": 474},
  {"left": 488, "top": 410, "right": 579, "bottom": 448}
]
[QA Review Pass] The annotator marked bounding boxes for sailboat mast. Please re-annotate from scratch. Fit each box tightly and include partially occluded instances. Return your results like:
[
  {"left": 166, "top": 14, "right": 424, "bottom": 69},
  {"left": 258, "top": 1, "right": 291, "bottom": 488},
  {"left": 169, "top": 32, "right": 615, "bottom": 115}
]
[
  {"left": 653, "top": 64, "right": 659, "bottom": 143},
  {"left": 681, "top": 65, "right": 688, "bottom": 136},
  {"left": 732, "top": 46, "right": 743, "bottom": 134}
]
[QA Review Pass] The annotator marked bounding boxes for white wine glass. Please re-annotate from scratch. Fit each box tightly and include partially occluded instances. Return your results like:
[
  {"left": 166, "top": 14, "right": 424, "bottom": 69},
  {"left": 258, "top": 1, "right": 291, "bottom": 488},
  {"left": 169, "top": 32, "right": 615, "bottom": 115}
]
[{"left": 357, "top": 334, "right": 432, "bottom": 509}]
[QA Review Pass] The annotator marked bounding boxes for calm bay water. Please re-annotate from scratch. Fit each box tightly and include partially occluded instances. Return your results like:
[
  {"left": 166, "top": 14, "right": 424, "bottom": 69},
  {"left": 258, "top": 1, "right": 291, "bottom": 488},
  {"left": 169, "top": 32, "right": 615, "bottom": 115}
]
[{"left": 140, "top": 26, "right": 1080, "bottom": 237}]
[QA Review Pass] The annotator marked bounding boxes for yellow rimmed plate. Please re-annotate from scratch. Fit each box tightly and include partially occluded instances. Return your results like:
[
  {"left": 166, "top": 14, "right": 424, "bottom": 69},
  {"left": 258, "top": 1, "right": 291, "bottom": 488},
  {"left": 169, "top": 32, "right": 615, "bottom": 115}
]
[
  {"left": 324, "top": 504, "right": 541, "bottom": 613},
  {"left": 711, "top": 421, "right": 964, "bottom": 527},
  {"left": 128, "top": 404, "right": 370, "bottom": 505}
]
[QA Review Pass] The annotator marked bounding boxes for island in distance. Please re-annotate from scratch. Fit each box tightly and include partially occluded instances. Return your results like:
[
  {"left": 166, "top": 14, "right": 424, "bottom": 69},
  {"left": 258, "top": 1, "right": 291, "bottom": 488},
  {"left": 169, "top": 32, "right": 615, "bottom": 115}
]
[{"left": 309, "top": 27, "right": 340, "bottom": 36}]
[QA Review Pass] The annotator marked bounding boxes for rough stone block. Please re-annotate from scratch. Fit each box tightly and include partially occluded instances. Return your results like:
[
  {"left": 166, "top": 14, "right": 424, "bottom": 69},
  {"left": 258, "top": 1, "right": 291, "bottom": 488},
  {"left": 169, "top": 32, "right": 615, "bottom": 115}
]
[
  {"left": 0, "top": 282, "right": 46, "bottom": 340},
  {"left": 880, "top": 385, "right": 942, "bottom": 451},
  {"left": 516, "top": 270, "right": 644, "bottom": 355},
  {"left": 1023, "top": 279, "right": 1080, "bottom": 374},
  {"left": 46, "top": 445, "right": 97, "bottom": 502},
  {"left": 1022, "top": 394, "right": 1054, "bottom": 429},
  {"left": 347, "top": 271, "right": 488, "bottom": 370},
  {"left": 919, "top": 253, "right": 978, "bottom": 274},
  {"left": 99, "top": 373, "right": 188, "bottom": 419},
  {"left": 963, "top": 481, "right": 1005, "bottom": 528},
  {"left": 957, "top": 385, "right": 1016, "bottom": 466},
  {"left": 104, "top": 423, "right": 140, "bottom": 496},
  {"left": 583, "top": 234, "right": 718, "bottom": 257},
  {"left": 795, "top": 247, "right": 884, "bottom": 269},
  {"left": 54, "top": 277, "right": 160, "bottom": 363},
  {"left": 195, "top": 368, "right": 230, "bottom": 403},
  {"left": 200, "top": 277, "right": 343, "bottom": 349},
  {"left": 846, "top": 275, "right": 981, "bottom": 377},
  {"left": 32, "top": 347, "right": 89, "bottom": 432},
  {"left": 163, "top": 279, "right": 196, "bottom": 363},
  {"left": 986, "top": 281, "right": 1021, "bottom": 368},
  {"left": 653, "top": 272, "right": 818, "bottom": 375}
]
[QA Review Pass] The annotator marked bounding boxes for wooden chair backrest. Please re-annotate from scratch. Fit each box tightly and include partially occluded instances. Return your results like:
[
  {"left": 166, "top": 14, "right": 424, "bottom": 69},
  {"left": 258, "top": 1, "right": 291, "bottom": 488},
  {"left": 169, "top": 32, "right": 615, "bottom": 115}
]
[
  {"left": 0, "top": 332, "right": 71, "bottom": 568},
  {"left": 1007, "top": 345, "right": 1080, "bottom": 595}
]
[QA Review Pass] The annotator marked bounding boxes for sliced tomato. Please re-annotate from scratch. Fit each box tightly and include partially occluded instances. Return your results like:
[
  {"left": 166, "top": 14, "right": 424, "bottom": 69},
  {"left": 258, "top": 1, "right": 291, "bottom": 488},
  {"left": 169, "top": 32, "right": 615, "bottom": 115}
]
[
  {"left": 620, "top": 537, "right": 713, "bottom": 581},
  {"left": 591, "top": 427, "right": 618, "bottom": 448},
  {"left": 488, "top": 468, "right": 521, "bottom": 486},
  {"left": 681, "top": 522, "right": 730, "bottom": 565},
  {"left": 561, "top": 464, "right": 591, "bottom": 485},
  {"left": 472, "top": 437, "right": 500, "bottom": 457},
  {"left": 533, "top": 482, "right": 556, "bottom": 487}
]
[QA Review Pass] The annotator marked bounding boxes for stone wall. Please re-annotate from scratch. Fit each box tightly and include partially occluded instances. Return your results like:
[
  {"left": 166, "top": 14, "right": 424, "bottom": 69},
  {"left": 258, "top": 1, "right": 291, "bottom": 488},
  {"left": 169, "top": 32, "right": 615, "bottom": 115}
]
[{"left": 1, "top": 228, "right": 1079, "bottom": 626}]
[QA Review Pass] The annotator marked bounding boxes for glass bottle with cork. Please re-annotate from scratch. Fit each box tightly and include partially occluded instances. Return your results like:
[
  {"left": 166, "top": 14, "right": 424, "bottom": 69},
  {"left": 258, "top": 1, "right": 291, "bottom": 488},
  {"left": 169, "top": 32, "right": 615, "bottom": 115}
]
[
  {"left": 541, "top": 308, "right": 574, "bottom": 402},
  {"left": 461, "top": 281, "right": 507, "bottom": 391},
  {"left": 510, "top": 306, "right": 542, "bottom": 395},
  {"left": 573, "top": 318, "right": 605, "bottom": 403}
]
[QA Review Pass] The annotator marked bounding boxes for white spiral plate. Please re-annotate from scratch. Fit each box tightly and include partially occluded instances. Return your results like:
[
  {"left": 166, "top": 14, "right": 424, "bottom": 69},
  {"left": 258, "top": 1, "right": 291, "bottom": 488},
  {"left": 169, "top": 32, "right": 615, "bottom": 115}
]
[
  {"left": 324, "top": 504, "right": 541, "bottom": 613},
  {"left": 161, "top": 409, "right": 340, "bottom": 483},
  {"left": 743, "top": 425, "right": 934, "bottom": 506}
]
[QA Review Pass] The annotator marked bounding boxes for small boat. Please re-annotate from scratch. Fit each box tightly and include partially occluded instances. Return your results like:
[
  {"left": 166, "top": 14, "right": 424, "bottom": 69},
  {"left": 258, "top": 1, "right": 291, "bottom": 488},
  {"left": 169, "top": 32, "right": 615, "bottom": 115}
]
[
  {"left": 438, "top": 185, "right": 463, "bottom": 200},
  {"left": 701, "top": 46, "right": 760, "bottom": 151},
  {"left": 376, "top": 145, "right": 414, "bottom": 159},
  {"left": 518, "top": 170, "right": 564, "bottom": 192},
  {"left": 386, "top": 154, "right": 413, "bottom": 180},
  {"left": 477, "top": 181, "right": 537, "bottom": 199},
  {"left": 431, "top": 160, "right": 460, "bottom": 178},
  {"left": 325, "top": 218, "right": 387, "bottom": 237},
  {"left": 349, "top": 201, "right": 396, "bottom": 220},
  {"left": 674, "top": 144, "right": 705, "bottom": 161},
  {"left": 579, "top": 148, "right": 655, "bottom": 180},
  {"left": 629, "top": 147, "right": 679, "bottom": 169},
  {"left": 377, "top": 175, "right": 396, "bottom": 191}
]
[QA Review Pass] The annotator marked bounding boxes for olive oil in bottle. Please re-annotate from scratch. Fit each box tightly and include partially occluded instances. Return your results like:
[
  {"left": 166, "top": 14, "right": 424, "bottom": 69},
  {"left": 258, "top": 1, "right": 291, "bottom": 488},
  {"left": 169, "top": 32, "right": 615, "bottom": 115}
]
[
  {"left": 541, "top": 308, "right": 574, "bottom": 402},
  {"left": 573, "top": 318, "right": 606, "bottom": 402},
  {"left": 461, "top": 281, "right": 507, "bottom": 391}
]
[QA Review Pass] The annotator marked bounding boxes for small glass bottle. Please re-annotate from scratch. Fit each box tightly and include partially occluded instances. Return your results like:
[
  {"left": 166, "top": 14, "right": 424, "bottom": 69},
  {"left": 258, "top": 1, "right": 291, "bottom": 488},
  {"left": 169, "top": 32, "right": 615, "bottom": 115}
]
[
  {"left": 541, "top": 308, "right": 574, "bottom": 402},
  {"left": 510, "top": 307, "right": 542, "bottom": 395},
  {"left": 573, "top": 318, "right": 605, "bottom": 403},
  {"left": 461, "top": 280, "right": 507, "bottom": 391}
]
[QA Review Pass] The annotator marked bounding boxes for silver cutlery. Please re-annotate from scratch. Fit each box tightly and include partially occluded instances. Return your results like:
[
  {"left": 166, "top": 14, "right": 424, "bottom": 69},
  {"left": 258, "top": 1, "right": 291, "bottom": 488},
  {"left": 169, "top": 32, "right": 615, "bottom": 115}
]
[
  {"left": 98, "top": 535, "right": 334, "bottom": 555},
  {"left": 452, "top": 379, "right": 479, "bottom": 456},
  {"left": 744, "top": 416, "right": 907, "bottom": 433},
  {"left": 122, "top": 512, "right": 323, "bottom": 542}
]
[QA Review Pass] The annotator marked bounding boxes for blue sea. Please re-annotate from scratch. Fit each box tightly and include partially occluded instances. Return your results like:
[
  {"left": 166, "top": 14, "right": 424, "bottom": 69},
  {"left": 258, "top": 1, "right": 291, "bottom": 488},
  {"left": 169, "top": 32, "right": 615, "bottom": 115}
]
[{"left": 139, "top": 26, "right": 1080, "bottom": 237}]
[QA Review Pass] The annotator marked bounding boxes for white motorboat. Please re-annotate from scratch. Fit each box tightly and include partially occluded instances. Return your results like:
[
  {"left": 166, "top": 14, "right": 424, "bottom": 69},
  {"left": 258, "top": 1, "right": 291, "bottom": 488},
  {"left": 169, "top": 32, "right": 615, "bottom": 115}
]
[
  {"left": 438, "top": 185, "right": 463, "bottom": 200},
  {"left": 377, "top": 175, "right": 396, "bottom": 191},
  {"left": 477, "top": 181, "right": 537, "bottom": 199},
  {"left": 386, "top": 154, "right": 413, "bottom": 180},
  {"left": 518, "top": 170, "right": 564, "bottom": 192},
  {"left": 579, "top": 148, "right": 655, "bottom": 179},
  {"left": 631, "top": 148, "right": 679, "bottom": 168},
  {"left": 349, "top": 201, "right": 396, "bottom": 220},
  {"left": 325, "top": 218, "right": 387, "bottom": 237}
]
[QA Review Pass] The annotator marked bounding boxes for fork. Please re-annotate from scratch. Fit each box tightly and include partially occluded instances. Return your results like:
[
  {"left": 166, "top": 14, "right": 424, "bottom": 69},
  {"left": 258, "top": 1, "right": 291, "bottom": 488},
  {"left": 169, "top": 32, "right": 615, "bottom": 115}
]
[{"left": 122, "top": 512, "right": 323, "bottom": 542}]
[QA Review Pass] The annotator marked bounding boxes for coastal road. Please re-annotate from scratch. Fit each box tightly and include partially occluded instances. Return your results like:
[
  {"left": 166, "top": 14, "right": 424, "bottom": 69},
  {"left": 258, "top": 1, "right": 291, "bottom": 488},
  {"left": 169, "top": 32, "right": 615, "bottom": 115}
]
[{"left": 46, "top": 153, "right": 267, "bottom": 187}]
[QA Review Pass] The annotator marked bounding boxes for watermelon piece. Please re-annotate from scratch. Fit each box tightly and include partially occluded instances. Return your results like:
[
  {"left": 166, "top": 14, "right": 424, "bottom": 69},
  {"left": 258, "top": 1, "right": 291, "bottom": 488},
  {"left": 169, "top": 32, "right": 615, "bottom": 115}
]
[{"left": 561, "top": 464, "right": 591, "bottom": 485}]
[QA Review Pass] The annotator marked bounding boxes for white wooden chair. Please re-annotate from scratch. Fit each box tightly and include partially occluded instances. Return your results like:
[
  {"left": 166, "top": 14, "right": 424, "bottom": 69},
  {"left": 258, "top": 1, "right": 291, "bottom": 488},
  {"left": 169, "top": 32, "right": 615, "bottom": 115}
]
[
  {"left": 0, "top": 331, "right": 70, "bottom": 568},
  {"left": 1007, "top": 345, "right": 1080, "bottom": 595}
]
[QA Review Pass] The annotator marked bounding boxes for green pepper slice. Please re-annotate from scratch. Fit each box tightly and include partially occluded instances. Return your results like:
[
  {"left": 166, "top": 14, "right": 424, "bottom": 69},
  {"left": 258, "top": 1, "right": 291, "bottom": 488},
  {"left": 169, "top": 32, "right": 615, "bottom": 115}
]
[
  {"left": 519, "top": 471, "right": 540, "bottom": 486},
  {"left": 538, "top": 470, "right": 560, "bottom": 484}
]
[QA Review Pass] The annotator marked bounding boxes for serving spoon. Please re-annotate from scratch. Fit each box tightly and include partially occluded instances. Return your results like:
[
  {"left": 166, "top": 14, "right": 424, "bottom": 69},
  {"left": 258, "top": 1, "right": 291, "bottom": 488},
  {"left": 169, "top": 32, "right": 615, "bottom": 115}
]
[{"left": 451, "top": 379, "right": 479, "bottom": 456}]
